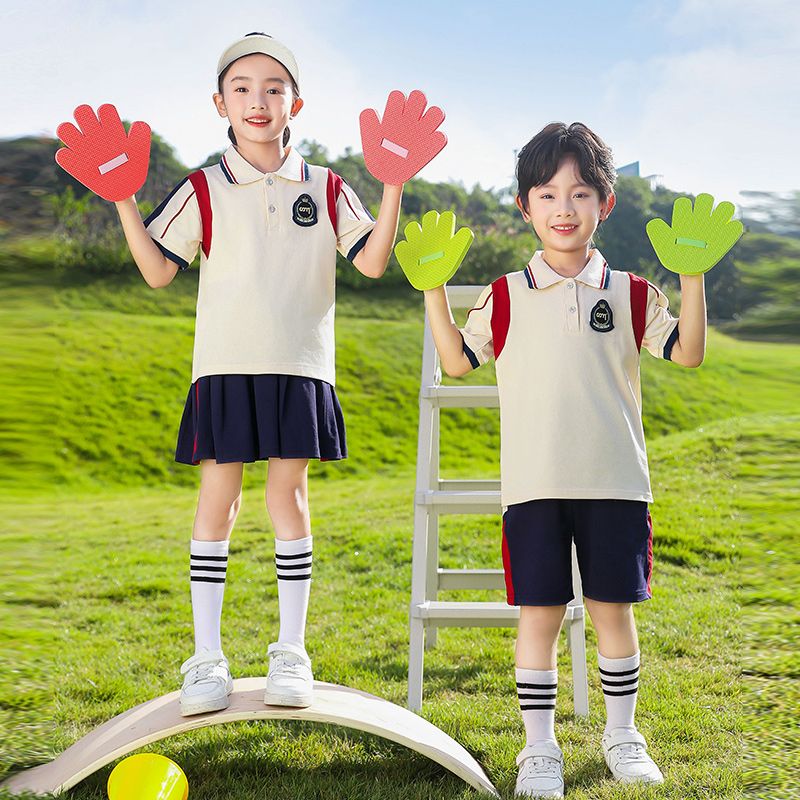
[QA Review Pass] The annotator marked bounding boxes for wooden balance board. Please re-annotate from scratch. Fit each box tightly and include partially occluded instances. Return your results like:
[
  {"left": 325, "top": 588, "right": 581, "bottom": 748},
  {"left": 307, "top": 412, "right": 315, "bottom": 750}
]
[{"left": 2, "top": 679, "right": 498, "bottom": 796}]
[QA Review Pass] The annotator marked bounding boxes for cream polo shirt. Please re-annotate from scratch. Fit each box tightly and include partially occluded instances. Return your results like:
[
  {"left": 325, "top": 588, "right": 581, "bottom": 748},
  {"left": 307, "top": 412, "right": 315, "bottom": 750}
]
[
  {"left": 144, "top": 145, "right": 375, "bottom": 385},
  {"left": 460, "top": 250, "right": 680, "bottom": 506}
]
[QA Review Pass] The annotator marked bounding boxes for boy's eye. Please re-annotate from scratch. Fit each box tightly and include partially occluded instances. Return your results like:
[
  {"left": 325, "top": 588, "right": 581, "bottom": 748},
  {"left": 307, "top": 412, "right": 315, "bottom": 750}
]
[{"left": 235, "top": 87, "right": 247, "bottom": 92}]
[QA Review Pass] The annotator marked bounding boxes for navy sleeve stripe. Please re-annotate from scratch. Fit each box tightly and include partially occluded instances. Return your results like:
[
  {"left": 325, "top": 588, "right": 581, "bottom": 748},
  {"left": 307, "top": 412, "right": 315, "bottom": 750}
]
[
  {"left": 461, "top": 334, "right": 480, "bottom": 369},
  {"left": 143, "top": 177, "right": 190, "bottom": 227},
  {"left": 663, "top": 323, "right": 680, "bottom": 361},
  {"left": 153, "top": 240, "right": 189, "bottom": 270},
  {"left": 346, "top": 230, "right": 371, "bottom": 263}
]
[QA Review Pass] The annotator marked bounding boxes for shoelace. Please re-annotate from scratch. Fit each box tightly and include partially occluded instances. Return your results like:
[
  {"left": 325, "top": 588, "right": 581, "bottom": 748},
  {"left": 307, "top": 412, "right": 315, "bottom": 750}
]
[
  {"left": 272, "top": 654, "right": 305, "bottom": 678},
  {"left": 186, "top": 659, "right": 222, "bottom": 685},
  {"left": 614, "top": 743, "right": 648, "bottom": 763},
  {"left": 522, "top": 756, "right": 561, "bottom": 778}
]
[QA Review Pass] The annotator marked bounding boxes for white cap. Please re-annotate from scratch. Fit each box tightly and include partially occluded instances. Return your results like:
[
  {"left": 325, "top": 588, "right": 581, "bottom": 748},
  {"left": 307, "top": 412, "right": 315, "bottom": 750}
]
[{"left": 216, "top": 32, "right": 299, "bottom": 89}]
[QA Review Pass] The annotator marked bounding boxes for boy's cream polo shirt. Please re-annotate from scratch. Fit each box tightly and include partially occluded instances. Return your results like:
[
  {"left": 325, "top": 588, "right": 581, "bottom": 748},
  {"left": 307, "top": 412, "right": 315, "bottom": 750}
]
[
  {"left": 460, "top": 250, "right": 680, "bottom": 507},
  {"left": 144, "top": 145, "right": 374, "bottom": 385}
]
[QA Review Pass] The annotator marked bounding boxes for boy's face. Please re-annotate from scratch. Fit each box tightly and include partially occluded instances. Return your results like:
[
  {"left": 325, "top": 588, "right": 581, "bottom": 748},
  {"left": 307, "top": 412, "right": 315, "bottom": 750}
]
[
  {"left": 213, "top": 53, "right": 303, "bottom": 148},
  {"left": 516, "top": 155, "right": 615, "bottom": 256}
]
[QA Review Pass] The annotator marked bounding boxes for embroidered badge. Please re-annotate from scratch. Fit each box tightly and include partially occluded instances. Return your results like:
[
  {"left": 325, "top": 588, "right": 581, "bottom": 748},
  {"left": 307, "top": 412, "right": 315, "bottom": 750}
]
[
  {"left": 292, "top": 193, "right": 317, "bottom": 226},
  {"left": 590, "top": 299, "right": 614, "bottom": 332}
]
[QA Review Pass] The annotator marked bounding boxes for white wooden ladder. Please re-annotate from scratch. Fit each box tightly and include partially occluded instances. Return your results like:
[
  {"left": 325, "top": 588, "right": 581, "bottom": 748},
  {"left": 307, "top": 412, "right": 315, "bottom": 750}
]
[{"left": 408, "top": 285, "right": 589, "bottom": 716}]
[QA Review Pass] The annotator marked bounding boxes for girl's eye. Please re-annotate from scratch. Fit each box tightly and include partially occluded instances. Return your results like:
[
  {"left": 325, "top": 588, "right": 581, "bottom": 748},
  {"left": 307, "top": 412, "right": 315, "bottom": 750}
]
[
  {"left": 575, "top": 193, "right": 588, "bottom": 198},
  {"left": 540, "top": 194, "right": 553, "bottom": 200}
]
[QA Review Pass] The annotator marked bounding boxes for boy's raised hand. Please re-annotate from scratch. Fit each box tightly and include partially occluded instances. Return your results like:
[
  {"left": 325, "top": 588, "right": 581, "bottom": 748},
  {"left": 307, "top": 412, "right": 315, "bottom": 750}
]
[
  {"left": 394, "top": 210, "right": 474, "bottom": 290},
  {"left": 55, "top": 104, "right": 151, "bottom": 202},
  {"left": 360, "top": 90, "right": 446, "bottom": 185},
  {"left": 646, "top": 193, "right": 743, "bottom": 275}
]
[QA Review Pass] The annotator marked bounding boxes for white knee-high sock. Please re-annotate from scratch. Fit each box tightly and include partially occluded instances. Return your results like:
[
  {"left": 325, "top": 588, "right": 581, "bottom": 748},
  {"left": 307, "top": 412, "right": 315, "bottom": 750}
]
[
  {"left": 516, "top": 667, "right": 558, "bottom": 746},
  {"left": 598, "top": 652, "right": 640, "bottom": 733},
  {"left": 275, "top": 535, "right": 312, "bottom": 652},
  {"left": 190, "top": 539, "right": 229, "bottom": 654}
]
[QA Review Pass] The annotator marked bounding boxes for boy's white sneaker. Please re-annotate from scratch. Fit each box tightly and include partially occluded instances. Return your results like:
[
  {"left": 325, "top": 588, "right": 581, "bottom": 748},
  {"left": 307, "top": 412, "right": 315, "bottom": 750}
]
[
  {"left": 179, "top": 648, "right": 233, "bottom": 717},
  {"left": 602, "top": 727, "right": 664, "bottom": 784},
  {"left": 515, "top": 740, "right": 564, "bottom": 798},
  {"left": 264, "top": 641, "right": 314, "bottom": 707}
]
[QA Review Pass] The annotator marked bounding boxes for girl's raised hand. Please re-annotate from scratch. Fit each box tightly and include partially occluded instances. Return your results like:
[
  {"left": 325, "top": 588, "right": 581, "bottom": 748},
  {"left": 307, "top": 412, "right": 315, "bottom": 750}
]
[
  {"left": 360, "top": 90, "right": 446, "bottom": 186},
  {"left": 55, "top": 104, "right": 151, "bottom": 202}
]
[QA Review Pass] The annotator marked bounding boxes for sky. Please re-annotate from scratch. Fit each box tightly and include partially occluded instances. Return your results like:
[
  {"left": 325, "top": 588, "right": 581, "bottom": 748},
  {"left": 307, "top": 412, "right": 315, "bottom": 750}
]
[{"left": 2, "top": 0, "right": 799, "bottom": 205}]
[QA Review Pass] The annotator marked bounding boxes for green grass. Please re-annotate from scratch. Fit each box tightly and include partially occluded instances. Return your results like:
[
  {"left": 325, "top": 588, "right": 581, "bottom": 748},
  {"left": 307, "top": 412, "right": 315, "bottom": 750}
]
[{"left": 1, "top": 266, "right": 798, "bottom": 798}]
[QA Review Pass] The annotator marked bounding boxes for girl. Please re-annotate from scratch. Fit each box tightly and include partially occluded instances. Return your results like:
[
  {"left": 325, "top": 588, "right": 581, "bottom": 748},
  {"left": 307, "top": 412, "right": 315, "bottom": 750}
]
[{"left": 111, "top": 32, "right": 409, "bottom": 715}]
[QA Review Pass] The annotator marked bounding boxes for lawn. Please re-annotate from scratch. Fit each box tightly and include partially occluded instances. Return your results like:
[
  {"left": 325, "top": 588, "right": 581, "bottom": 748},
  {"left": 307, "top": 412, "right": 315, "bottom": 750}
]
[{"left": 1, "top": 266, "right": 797, "bottom": 798}]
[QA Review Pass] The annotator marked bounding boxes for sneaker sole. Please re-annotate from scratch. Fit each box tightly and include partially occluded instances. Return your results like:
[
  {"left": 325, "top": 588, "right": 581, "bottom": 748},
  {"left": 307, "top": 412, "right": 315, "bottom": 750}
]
[
  {"left": 180, "top": 694, "right": 231, "bottom": 717},
  {"left": 264, "top": 690, "right": 313, "bottom": 708}
]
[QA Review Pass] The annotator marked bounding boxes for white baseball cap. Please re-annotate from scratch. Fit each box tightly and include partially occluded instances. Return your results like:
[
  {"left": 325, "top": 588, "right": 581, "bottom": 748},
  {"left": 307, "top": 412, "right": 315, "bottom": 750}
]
[{"left": 217, "top": 32, "right": 299, "bottom": 89}]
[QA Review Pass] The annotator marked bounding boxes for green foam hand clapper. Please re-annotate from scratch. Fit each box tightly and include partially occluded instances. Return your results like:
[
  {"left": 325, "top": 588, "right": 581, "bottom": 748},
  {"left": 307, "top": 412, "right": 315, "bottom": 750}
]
[
  {"left": 646, "top": 193, "right": 743, "bottom": 275},
  {"left": 394, "top": 210, "right": 474, "bottom": 291}
]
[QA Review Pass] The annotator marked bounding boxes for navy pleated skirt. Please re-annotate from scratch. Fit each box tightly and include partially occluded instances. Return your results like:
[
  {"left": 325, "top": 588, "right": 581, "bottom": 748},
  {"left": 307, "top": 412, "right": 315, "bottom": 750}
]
[{"left": 175, "top": 374, "right": 347, "bottom": 465}]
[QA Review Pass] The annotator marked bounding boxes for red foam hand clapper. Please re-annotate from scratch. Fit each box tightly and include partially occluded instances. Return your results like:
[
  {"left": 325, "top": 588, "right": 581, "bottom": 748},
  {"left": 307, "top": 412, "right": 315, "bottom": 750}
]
[
  {"left": 360, "top": 90, "right": 446, "bottom": 185},
  {"left": 55, "top": 104, "right": 151, "bottom": 202}
]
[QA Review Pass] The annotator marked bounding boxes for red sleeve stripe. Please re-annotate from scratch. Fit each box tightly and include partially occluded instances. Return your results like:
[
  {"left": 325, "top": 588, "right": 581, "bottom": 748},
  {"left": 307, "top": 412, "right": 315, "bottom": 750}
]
[
  {"left": 466, "top": 290, "right": 493, "bottom": 318},
  {"left": 188, "top": 170, "right": 212, "bottom": 259},
  {"left": 628, "top": 273, "right": 648, "bottom": 351},
  {"left": 326, "top": 169, "right": 343, "bottom": 235},
  {"left": 160, "top": 190, "right": 196, "bottom": 238},
  {"left": 341, "top": 187, "right": 360, "bottom": 219},
  {"left": 491, "top": 275, "right": 511, "bottom": 359},
  {"left": 645, "top": 279, "right": 663, "bottom": 298}
]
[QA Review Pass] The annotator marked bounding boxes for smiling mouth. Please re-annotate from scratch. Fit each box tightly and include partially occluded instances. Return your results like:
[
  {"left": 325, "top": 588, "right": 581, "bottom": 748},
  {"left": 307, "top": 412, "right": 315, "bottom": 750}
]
[
  {"left": 245, "top": 118, "right": 270, "bottom": 126},
  {"left": 552, "top": 224, "right": 578, "bottom": 233}
]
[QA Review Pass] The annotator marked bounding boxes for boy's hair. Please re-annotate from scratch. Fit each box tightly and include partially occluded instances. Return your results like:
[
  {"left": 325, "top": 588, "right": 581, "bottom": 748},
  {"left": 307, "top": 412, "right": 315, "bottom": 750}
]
[
  {"left": 217, "top": 32, "right": 300, "bottom": 148},
  {"left": 516, "top": 122, "right": 616, "bottom": 211}
]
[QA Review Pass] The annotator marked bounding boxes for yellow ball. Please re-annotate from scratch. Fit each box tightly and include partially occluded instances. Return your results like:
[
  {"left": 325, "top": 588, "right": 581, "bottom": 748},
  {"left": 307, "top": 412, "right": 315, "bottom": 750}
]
[{"left": 107, "top": 753, "right": 188, "bottom": 800}]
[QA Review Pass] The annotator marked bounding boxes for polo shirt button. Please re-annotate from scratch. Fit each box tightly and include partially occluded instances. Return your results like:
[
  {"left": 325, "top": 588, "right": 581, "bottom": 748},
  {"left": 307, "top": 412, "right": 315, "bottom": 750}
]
[
  {"left": 269, "top": 205, "right": 276, "bottom": 213},
  {"left": 267, "top": 178, "right": 274, "bottom": 185},
  {"left": 569, "top": 306, "right": 576, "bottom": 313},
  {"left": 567, "top": 282, "right": 574, "bottom": 289}
]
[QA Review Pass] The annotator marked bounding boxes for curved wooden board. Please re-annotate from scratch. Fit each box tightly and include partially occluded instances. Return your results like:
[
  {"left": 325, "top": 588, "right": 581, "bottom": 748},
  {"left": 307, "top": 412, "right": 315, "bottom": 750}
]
[{"left": 2, "top": 679, "right": 498, "bottom": 796}]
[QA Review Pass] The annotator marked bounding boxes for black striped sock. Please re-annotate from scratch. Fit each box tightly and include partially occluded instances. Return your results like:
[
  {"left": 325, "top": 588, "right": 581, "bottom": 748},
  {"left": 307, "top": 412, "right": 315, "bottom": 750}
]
[
  {"left": 275, "top": 535, "right": 312, "bottom": 650},
  {"left": 190, "top": 539, "right": 229, "bottom": 653},
  {"left": 516, "top": 668, "right": 558, "bottom": 745},
  {"left": 598, "top": 652, "right": 640, "bottom": 732}
]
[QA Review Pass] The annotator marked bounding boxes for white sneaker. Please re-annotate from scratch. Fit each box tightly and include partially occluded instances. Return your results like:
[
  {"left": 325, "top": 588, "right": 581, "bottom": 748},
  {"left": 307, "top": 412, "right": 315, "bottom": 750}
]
[
  {"left": 602, "top": 727, "right": 664, "bottom": 784},
  {"left": 264, "top": 641, "right": 313, "bottom": 707},
  {"left": 179, "top": 649, "right": 233, "bottom": 717},
  {"left": 515, "top": 740, "right": 564, "bottom": 798}
]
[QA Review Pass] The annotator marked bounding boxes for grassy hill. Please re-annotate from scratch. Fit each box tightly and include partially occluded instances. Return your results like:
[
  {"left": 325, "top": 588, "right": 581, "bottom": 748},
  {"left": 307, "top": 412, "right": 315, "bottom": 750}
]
[{"left": 3, "top": 265, "right": 799, "bottom": 497}]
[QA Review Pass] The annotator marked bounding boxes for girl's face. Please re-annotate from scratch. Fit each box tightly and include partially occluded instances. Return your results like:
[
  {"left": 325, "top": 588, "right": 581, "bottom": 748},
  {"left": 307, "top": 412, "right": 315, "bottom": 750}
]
[
  {"left": 213, "top": 53, "right": 303, "bottom": 149},
  {"left": 516, "top": 155, "right": 615, "bottom": 258}
]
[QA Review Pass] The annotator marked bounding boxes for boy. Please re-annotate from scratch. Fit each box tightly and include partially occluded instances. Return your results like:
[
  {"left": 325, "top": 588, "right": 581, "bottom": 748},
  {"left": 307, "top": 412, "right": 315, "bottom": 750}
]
[{"left": 422, "top": 122, "right": 707, "bottom": 797}]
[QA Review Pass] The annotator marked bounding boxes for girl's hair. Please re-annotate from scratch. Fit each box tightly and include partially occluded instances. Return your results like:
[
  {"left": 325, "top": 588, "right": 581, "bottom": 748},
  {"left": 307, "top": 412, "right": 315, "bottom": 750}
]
[
  {"left": 516, "top": 122, "right": 616, "bottom": 210},
  {"left": 217, "top": 49, "right": 300, "bottom": 148}
]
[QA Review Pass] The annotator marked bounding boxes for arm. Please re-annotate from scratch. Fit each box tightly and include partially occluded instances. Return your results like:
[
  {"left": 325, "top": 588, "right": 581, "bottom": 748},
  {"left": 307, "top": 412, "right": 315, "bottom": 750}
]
[
  {"left": 352, "top": 184, "right": 403, "bottom": 279},
  {"left": 114, "top": 196, "right": 179, "bottom": 289},
  {"left": 668, "top": 274, "right": 706, "bottom": 367},
  {"left": 423, "top": 285, "right": 474, "bottom": 378}
]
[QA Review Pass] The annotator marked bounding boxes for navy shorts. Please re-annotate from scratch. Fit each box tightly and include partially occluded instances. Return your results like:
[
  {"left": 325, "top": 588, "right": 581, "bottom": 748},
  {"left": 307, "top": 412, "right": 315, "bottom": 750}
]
[{"left": 501, "top": 499, "right": 653, "bottom": 606}]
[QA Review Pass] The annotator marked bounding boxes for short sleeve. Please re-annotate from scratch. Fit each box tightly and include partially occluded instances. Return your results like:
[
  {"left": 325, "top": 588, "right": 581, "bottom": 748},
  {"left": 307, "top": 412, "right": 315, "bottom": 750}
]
[
  {"left": 459, "top": 284, "right": 494, "bottom": 368},
  {"left": 642, "top": 281, "right": 680, "bottom": 360},
  {"left": 335, "top": 179, "right": 376, "bottom": 263},
  {"left": 144, "top": 177, "right": 202, "bottom": 270}
]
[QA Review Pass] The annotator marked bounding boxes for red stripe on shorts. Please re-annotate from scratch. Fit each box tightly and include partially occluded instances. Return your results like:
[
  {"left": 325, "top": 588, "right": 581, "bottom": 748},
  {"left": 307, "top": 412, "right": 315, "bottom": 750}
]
[
  {"left": 646, "top": 510, "right": 654, "bottom": 596},
  {"left": 502, "top": 517, "right": 515, "bottom": 605}
]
